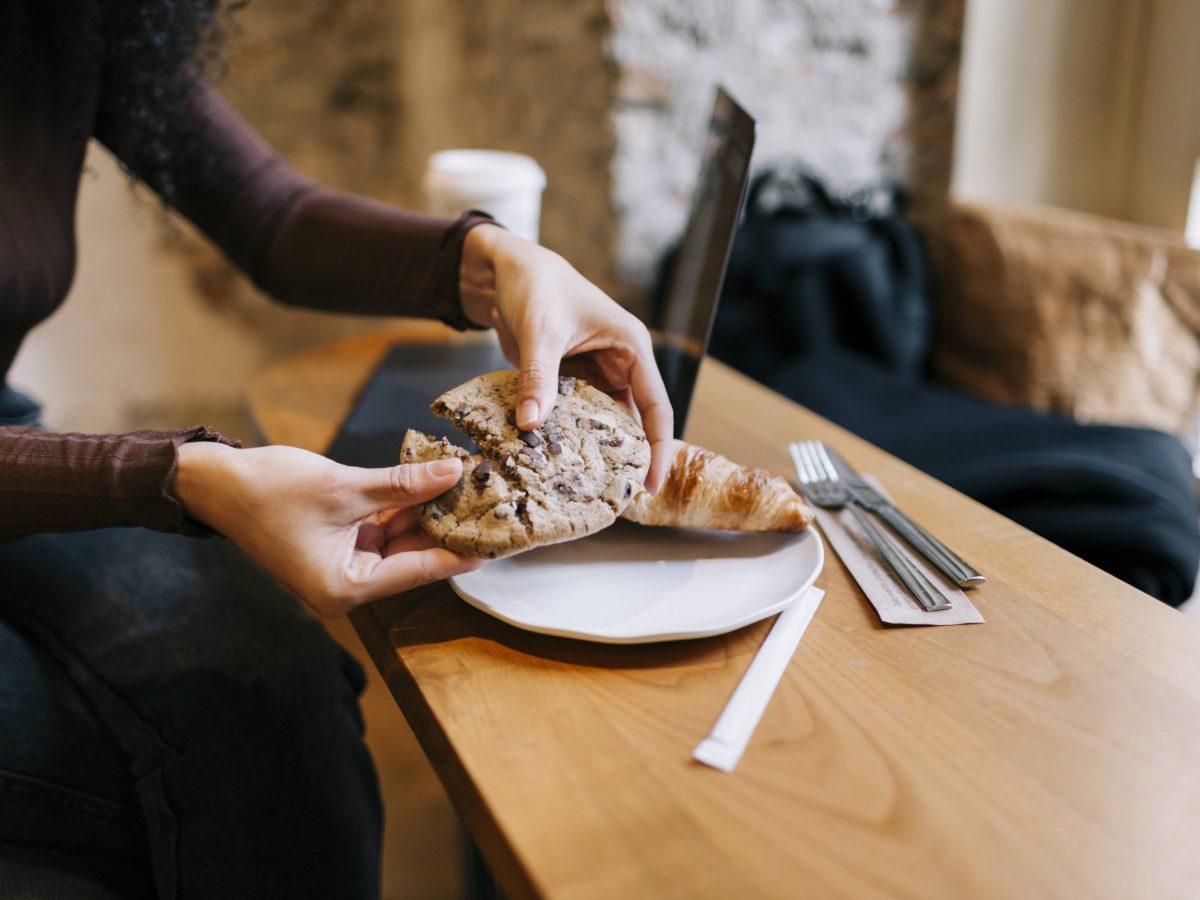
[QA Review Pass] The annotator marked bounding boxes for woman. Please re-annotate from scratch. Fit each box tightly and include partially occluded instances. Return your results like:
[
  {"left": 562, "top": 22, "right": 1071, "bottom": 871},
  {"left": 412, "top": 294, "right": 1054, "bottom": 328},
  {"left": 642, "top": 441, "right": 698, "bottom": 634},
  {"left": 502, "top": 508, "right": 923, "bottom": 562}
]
[{"left": 0, "top": 2, "right": 672, "bottom": 896}]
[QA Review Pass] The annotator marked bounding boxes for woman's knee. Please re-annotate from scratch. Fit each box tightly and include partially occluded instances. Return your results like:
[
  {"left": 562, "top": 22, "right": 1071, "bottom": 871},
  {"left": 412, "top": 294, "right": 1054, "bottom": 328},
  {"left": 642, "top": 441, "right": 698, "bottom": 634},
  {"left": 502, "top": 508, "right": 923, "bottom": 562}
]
[{"left": 2, "top": 529, "right": 367, "bottom": 761}]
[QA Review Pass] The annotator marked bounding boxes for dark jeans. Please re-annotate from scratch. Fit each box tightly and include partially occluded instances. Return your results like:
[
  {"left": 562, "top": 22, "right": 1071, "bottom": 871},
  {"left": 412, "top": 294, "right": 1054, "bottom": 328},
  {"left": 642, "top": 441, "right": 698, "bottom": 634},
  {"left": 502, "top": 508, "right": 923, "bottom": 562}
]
[{"left": 0, "top": 527, "right": 382, "bottom": 898}]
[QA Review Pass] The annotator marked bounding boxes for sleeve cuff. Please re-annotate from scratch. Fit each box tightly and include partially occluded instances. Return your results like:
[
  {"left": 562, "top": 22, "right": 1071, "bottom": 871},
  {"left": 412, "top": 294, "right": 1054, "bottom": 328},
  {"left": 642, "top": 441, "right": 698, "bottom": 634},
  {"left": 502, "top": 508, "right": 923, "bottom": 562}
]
[
  {"left": 432, "top": 210, "right": 500, "bottom": 331},
  {"left": 156, "top": 426, "right": 243, "bottom": 538}
]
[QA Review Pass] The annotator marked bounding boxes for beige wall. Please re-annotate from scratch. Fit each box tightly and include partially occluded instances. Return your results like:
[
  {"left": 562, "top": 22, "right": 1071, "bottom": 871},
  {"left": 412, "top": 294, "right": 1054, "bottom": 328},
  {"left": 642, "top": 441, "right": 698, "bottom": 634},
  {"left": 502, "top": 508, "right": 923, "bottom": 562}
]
[
  {"left": 953, "top": 0, "right": 1200, "bottom": 233},
  {"left": 1127, "top": 0, "right": 1200, "bottom": 231}
]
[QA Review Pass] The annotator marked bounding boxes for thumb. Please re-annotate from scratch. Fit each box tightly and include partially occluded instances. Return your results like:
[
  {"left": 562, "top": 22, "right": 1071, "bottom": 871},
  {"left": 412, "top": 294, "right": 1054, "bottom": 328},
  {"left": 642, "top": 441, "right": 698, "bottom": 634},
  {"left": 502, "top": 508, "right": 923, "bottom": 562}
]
[
  {"left": 517, "top": 339, "right": 563, "bottom": 430},
  {"left": 354, "top": 457, "right": 463, "bottom": 513}
]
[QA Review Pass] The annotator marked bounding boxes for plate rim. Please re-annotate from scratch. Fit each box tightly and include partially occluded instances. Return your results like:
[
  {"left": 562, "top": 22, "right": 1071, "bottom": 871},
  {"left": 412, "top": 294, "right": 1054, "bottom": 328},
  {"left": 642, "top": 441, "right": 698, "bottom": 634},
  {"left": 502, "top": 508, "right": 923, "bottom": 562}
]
[{"left": 448, "top": 527, "right": 824, "bottom": 644}]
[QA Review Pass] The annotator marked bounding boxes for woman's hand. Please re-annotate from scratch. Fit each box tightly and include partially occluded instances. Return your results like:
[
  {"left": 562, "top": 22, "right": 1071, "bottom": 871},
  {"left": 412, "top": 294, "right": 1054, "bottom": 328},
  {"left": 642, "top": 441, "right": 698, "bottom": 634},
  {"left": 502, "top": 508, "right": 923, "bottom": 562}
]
[
  {"left": 460, "top": 224, "right": 674, "bottom": 493},
  {"left": 174, "top": 442, "right": 482, "bottom": 618}
]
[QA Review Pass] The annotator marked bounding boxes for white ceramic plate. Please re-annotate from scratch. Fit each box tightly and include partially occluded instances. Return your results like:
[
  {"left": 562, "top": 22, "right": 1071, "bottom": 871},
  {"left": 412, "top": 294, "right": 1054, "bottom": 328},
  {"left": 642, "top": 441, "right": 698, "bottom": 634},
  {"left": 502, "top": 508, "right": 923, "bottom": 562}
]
[{"left": 448, "top": 521, "right": 824, "bottom": 644}]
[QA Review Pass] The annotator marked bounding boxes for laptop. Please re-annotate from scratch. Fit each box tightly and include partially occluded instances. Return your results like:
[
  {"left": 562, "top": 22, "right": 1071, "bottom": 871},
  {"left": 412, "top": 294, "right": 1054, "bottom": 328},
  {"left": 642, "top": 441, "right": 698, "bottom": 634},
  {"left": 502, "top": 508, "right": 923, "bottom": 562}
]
[{"left": 327, "top": 87, "right": 756, "bottom": 467}]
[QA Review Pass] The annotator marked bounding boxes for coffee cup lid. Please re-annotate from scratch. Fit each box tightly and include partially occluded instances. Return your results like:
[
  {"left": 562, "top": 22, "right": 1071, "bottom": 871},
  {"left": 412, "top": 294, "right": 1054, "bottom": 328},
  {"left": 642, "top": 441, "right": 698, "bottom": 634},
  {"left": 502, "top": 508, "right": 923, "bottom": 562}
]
[{"left": 424, "top": 150, "right": 547, "bottom": 196}]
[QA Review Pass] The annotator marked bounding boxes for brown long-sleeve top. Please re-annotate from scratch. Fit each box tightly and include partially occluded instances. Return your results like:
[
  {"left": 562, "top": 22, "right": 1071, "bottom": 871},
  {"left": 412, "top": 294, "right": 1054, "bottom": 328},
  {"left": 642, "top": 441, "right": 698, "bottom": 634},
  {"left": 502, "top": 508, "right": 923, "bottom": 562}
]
[{"left": 1, "top": 33, "right": 488, "bottom": 538}]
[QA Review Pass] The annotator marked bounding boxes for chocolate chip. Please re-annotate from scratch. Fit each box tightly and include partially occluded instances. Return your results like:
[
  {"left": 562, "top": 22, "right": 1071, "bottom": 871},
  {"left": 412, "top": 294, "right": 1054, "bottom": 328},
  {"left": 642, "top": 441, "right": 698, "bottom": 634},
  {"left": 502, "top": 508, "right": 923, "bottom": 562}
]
[
  {"left": 545, "top": 428, "right": 561, "bottom": 444},
  {"left": 589, "top": 419, "right": 605, "bottom": 430},
  {"left": 547, "top": 441, "right": 562, "bottom": 456},
  {"left": 602, "top": 436, "right": 624, "bottom": 447},
  {"left": 519, "top": 429, "right": 542, "bottom": 447},
  {"left": 506, "top": 410, "right": 517, "bottom": 426},
  {"left": 554, "top": 482, "right": 575, "bottom": 496},
  {"left": 624, "top": 482, "right": 633, "bottom": 498},
  {"left": 472, "top": 459, "right": 493, "bottom": 486}
]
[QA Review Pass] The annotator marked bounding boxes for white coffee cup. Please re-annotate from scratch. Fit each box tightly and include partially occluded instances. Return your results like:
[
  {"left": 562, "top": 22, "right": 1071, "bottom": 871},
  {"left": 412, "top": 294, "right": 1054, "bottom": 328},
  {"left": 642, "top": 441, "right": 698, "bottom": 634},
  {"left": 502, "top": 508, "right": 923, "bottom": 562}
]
[{"left": 423, "top": 150, "right": 547, "bottom": 243}]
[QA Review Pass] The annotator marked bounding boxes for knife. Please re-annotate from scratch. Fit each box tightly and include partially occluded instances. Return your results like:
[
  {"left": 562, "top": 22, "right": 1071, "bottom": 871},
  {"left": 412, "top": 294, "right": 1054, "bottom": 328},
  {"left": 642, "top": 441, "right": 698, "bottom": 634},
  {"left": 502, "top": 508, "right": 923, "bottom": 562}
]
[{"left": 824, "top": 446, "right": 986, "bottom": 588}]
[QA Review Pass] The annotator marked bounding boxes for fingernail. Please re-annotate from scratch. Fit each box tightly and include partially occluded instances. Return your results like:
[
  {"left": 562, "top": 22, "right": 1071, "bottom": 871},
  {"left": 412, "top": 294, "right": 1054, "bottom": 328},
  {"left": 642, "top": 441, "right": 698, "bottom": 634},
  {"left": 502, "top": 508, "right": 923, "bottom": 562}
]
[
  {"left": 429, "top": 458, "right": 460, "bottom": 477},
  {"left": 518, "top": 399, "right": 539, "bottom": 427}
]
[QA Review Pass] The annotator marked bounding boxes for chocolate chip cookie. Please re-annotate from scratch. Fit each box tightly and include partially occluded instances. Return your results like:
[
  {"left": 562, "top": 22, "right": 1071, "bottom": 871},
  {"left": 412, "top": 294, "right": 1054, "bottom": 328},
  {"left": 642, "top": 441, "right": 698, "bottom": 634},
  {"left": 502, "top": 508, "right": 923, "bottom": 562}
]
[
  {"left": 400, "top": 431, "right": 536, "bottom": 559},
  {"left": 404, "top": 370, "right": 650, "bottom": 558}
]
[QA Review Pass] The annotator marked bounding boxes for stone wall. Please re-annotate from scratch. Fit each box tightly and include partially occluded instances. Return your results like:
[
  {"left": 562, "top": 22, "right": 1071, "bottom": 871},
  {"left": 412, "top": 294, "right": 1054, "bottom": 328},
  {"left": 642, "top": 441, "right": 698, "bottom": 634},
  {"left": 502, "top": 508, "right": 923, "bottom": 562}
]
[{"left": 609, "top": 0, "right": 963, "bottom": 282}]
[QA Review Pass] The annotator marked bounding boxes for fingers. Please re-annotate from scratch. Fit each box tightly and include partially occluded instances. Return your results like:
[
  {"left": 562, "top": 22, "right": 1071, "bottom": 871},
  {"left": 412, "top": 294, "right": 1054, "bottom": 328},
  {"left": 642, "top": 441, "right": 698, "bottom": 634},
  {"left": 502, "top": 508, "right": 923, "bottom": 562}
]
[
  {"left": 628, "top": 355, "right": 675, "bottom": 494},
  {"left": 611, "top": 385, "right": 640, "bottom": 425},
  {"left": 558, "top": 354, "right": 606, "bottom": 387},
  {"left": 381, "top": 507, "right": 422, "bottom": 542},
  {"left": 362, "top": 547, "right": 485, "bottom": 603},
  {"left": 383, "top": 526, "right": 441, "bottom": 555},
  {"left": 493, "top": 320, "right": 521, "bottom": 366},
  {"left": 517, "top": 337, "right": 564, "bottom": 430},
  {"left": 355, "top": 458, "right": 463, "bottom": 513}
]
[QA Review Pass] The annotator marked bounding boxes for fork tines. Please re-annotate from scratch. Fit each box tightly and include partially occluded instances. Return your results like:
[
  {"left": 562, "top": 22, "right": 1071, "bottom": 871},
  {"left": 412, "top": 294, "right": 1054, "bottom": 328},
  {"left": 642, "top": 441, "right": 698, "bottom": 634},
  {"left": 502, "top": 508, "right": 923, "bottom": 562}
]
[{"left": 789, "top": 440, "right": 837, "bottom": 485}]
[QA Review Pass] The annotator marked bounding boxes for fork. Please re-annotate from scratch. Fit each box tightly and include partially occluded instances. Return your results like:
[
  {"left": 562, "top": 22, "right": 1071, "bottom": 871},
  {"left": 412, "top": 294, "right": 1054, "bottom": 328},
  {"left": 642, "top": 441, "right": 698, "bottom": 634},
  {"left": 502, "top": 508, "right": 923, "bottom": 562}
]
[
  {"left": 821, "top": 445, "right": 986, "bottom": 589},
  {"left": 790, "top": 441, "right": 951, "bottom": 612}
]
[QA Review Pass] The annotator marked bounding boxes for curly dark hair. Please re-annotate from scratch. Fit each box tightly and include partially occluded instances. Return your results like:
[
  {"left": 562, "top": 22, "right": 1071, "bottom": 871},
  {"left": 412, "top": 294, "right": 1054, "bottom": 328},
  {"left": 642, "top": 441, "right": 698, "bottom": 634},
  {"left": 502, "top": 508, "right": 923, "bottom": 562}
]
[
  {"left": 101, "top": 0, "right": 246, "bottom": 204},
  {"left": 2, "top": 0, "right": 244, "bottom": 205}
]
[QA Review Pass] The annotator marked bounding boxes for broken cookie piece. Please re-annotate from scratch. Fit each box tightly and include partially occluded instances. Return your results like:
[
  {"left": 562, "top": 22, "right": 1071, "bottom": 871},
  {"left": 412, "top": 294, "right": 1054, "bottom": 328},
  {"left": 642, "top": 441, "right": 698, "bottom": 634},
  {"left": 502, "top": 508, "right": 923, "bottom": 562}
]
[
  {"left": 400, "top": 431, "right": 533, "bottom": 559},
  {"left": 405, "top": 370, "right": 651, "bottom": 559}
]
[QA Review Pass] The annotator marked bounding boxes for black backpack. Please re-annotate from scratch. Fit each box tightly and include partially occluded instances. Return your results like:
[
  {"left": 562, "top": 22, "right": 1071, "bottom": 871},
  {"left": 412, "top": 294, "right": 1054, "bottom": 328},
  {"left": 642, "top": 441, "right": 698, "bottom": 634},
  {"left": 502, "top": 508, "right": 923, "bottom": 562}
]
[{"left": 708, "top": 169, "right": 933, "bottom": 384}]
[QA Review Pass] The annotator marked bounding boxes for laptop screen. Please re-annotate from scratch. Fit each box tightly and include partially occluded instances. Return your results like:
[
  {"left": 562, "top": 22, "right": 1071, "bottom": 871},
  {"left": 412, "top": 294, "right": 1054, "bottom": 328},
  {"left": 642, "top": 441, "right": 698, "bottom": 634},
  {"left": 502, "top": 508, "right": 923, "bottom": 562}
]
[{"left": 653, "top": 87, "right": 756, "bottom": 438}]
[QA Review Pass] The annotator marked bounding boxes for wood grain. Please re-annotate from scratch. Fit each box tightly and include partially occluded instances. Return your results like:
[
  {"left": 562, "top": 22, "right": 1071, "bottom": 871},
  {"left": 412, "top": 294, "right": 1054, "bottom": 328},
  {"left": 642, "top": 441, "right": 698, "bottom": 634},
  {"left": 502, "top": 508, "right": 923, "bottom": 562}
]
[{"left": 248, "top": 330, "right": 1200, "bottom": 900}]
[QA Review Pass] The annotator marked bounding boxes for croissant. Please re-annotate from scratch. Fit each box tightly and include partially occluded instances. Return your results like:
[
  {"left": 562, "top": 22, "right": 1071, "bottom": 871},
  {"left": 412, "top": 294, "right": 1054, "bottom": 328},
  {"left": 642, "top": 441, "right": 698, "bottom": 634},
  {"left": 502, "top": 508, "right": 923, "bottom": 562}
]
[{"left": 622, "top": 440, "right": 814, "bottom": 532}]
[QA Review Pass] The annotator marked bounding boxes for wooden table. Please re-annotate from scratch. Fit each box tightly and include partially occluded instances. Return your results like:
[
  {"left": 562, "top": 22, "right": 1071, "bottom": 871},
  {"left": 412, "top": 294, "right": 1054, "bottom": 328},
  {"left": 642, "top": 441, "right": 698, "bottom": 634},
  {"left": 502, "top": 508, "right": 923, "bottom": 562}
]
[{"left": 248, "top": 327, "right": 1200, "bottom": 900}]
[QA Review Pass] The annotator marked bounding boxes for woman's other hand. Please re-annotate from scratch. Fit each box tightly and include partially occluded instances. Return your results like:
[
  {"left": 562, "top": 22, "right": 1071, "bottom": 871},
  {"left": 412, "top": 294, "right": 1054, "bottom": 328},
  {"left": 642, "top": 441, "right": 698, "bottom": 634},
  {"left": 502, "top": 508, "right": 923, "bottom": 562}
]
[
  {"left": 174, "top": 442, "right": 481, "bottom": 618},
  {"left": 460, "top": 224, "right": 674, "bottom": 494}
]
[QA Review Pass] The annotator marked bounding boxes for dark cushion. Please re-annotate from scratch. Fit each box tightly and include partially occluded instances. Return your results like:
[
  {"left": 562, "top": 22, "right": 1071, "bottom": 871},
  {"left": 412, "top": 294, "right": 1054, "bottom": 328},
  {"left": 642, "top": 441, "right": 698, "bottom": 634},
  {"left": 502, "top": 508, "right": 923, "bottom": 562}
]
[{"left": 773, "top": 351, "right": 1200, "bottom": 606}]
